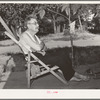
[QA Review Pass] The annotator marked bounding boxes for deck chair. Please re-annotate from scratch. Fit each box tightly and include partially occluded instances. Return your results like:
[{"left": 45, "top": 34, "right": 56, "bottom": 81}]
[{"left": 0, "top": 16, "right": 67, "bottom": 88}]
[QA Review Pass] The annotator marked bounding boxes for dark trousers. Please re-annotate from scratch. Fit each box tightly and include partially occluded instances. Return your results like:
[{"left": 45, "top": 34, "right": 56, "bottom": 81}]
[{"left": 32, "top": 48, "right": 75, "bottom": 81}]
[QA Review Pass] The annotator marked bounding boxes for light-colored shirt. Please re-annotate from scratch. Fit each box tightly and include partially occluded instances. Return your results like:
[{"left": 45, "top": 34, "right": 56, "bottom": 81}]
[{"left": 19, "top": 31, "right": 42, "bottom": 54}]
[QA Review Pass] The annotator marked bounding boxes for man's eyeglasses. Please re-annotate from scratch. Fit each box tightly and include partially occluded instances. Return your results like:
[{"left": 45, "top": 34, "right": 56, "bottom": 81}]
[{"left": 28, "top": 22, "right": 38, "bottom": 25}]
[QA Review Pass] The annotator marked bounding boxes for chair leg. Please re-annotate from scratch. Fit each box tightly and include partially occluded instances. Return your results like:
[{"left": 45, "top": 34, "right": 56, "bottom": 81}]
[
  {"left": 27, "top": 52, "right": 31, "bottom": 88},
  {"left": 50, "top": 70, "right": 68, "bottom": 84},
  {"left": 27, "top": 52, "right": 68, "bottom": 88},
  {"left": 27, "top": 63, "right": 31, "bottom": 88}
]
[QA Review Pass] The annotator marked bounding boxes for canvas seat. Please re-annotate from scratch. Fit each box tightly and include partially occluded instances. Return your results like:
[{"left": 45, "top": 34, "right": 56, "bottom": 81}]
[{"left": 0, "top": 16, "right": 67, "bottom": 88}]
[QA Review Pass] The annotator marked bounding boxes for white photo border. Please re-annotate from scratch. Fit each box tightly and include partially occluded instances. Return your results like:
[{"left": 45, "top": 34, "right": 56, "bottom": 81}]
[{"left": 0, "top": 1, "right": 100, "bottom": 99}]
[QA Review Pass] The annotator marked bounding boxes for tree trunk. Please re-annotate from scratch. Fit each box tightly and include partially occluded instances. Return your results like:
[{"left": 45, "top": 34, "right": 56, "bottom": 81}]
[
  {"left": 78, "top": 15, "right": 83, "bottom": 31},
  {"left": 69, "top": 6, "right": 74, "bottom": 68},
  {"left": 56, "top": 24, "right": 60, "bottom": 33},
  {"left": 52, "top": 15, "right": 57, "bottom": 34},
  {"left": 63, "top": 24, "right": 66, "bottom": 32}
]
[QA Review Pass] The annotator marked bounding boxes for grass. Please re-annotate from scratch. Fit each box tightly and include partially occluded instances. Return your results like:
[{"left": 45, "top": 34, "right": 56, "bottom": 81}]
[{"left": 41, "top": 30, "right": 95, "bottom": 42}]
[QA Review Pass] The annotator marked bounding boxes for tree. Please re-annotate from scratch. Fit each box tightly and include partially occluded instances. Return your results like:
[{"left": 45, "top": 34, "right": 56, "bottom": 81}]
[{"left": 0, "top": 4, "right": 38, "bottom": 40}]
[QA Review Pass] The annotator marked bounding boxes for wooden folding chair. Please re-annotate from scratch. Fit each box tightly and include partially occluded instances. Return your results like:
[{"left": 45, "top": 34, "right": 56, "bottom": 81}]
[{"left": 0, "top": 16, "right": 67, "bottom": 88}]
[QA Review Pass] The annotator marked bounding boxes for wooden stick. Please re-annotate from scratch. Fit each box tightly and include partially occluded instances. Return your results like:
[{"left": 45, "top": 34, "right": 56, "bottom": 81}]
[{"left": 27, "top": 51, "right": 31, "bottom": 88}]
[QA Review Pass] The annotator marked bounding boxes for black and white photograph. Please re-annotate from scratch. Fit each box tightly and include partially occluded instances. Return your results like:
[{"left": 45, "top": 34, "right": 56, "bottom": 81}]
[
  {"left": 1, "top": 0, "right": 100, "bottom": 99},
  {"left": 1, "top": 0, "right": 100, "bottom": 98}
]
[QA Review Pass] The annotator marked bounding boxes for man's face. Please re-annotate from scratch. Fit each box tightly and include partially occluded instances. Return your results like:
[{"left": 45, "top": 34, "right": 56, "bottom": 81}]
[{"left": 27, "top": 18, "right": 39, "bottom": 33}]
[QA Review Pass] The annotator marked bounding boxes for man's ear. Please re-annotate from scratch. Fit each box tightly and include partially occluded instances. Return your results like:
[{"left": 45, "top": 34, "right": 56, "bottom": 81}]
[
  {"left": 27, "top": 24, "right": 30, "bottom": 29},
  {"left": 24, "top": 21, "right": 28, "bottom": 29}
]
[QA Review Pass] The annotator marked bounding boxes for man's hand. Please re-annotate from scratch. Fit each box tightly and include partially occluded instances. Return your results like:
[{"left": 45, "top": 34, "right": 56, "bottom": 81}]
[
  {"left": 31, "top": 47, "right": 46, "bottom": 56},
  {"left": 40, "top": 41, "right": 47, "bottom": 51},
  {"left": 30, "top": 47, "right": 37, "bottom": 52},
  {"left": 38, "top": 51, "right": 46, "bottom": 56}
]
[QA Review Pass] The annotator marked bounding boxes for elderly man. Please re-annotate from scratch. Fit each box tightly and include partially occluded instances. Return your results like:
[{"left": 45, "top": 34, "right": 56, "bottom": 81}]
[{"left": 19, "top": 16, "right": 90, "bottom": 82}]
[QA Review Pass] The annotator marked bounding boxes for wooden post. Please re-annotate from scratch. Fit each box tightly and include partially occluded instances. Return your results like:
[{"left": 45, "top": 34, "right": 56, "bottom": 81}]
[{"left": 27, "top": 51, "right": 31, "bottom": 88}]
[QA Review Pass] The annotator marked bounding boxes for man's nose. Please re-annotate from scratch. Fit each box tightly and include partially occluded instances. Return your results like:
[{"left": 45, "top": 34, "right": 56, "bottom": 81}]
[{"left": 37, "top": 24, "right": 39, "bottom": 27}]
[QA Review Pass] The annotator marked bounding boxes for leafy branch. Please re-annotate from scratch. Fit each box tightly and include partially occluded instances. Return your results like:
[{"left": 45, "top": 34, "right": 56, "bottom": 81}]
[{"left": 47, "top": 8, "right": 69, "bottom": 21}]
